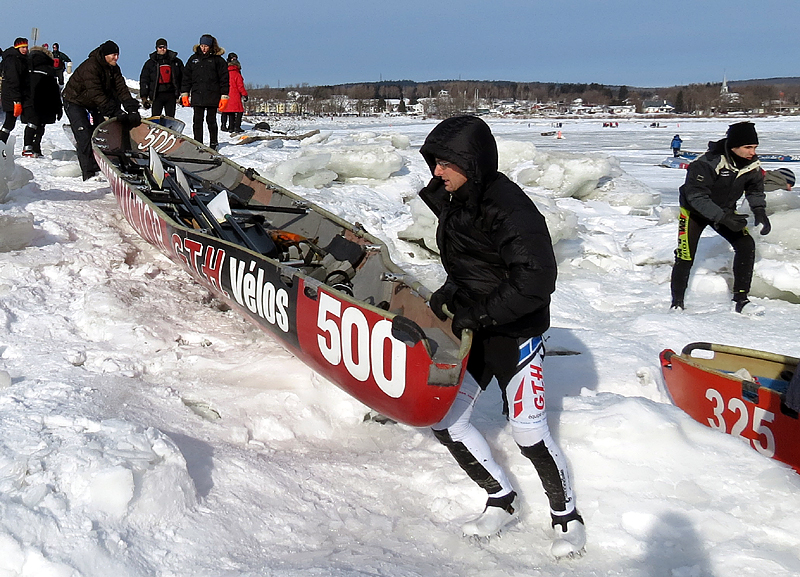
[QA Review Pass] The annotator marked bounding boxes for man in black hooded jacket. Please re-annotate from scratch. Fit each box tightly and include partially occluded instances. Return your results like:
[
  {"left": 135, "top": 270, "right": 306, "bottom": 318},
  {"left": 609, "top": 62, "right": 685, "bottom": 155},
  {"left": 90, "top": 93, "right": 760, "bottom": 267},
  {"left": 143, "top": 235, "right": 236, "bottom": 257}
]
[
  {"left": 670, "top": 121, "right": 768, "bottom": 315},
  {"left": 419, "top": 116, "right": 585, "bottom": 558},
  {"left": 62, "top": 40, "right": 140, "bottom": 180}
]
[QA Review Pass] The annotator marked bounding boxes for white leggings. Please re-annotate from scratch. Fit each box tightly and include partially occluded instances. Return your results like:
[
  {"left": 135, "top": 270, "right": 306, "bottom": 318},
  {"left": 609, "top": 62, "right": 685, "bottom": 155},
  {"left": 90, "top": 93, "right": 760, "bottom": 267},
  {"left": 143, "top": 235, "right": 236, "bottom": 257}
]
[{"left": 432, "top": 336, "right": 576, "bottom": 516}]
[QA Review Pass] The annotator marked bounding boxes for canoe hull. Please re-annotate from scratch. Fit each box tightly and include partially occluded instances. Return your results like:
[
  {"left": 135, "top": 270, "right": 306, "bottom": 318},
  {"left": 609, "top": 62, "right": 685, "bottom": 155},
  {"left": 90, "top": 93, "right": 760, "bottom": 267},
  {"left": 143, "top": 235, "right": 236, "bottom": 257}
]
[
  {"left": 660, "top": 342, "right": 800, "bottom": 471},
  {"left": 93, "top": 119, "right": 467, "bottom": 427}
]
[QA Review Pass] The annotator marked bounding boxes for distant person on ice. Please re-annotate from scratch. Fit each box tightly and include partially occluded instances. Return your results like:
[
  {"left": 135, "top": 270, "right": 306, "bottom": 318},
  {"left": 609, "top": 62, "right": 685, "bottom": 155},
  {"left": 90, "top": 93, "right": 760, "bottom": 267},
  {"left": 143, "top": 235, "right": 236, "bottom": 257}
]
[
  {"left": 181, "top": 34, "right": 229, "bottom": 150},
  {"left": 221, "top": 52, "right": 247, "bottom": 134},
  {"left": 139, "top": 38, "right": 184, "bottom": 118},
  {"left": 418, "top": 116, "right": 585, "bottom": 558},
  {"left": 670, "top": 121, "right": 769, "bottom": 315},
  {"left": 671, "top": 134, "right": 683, "bottom": 157},
  {"left": 62, "top": 40, "right": 141, "bottom": 180},
  {"left": 51, "top": 43, "right": 71, "bottom": 86}
]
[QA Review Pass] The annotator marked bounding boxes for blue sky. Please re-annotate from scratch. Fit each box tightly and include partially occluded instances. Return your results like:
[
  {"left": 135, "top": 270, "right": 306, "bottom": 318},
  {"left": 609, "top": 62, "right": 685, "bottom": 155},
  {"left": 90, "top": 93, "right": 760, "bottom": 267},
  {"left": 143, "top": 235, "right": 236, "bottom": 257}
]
[{"left": 5, "top": 0, "right": 800, "bottom": 89}]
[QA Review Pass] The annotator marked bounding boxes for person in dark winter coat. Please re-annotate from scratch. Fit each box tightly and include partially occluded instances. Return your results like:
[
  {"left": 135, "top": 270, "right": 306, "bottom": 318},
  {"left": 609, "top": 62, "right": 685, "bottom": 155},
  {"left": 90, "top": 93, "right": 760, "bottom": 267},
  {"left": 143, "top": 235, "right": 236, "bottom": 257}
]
[
  {"left": 671, "top": 134, "right": 683, "bottom": 157},
  {"left": 51, "top": 43, "right": 71, "bottom": 86},
  {"left": 139, "top": 38, "right": 184, "bottom": 118},
  {"left": 21, "top": 45, "right": 63, "bottom": 157},
  {"left": 0, "top": 38, "right": 30, "bottom": 145},
  {"left": 180, "top": 34, "right": 229, "bottom": 149},
  {"left": 670, "top": 121, "right": 768, "bottom": 315},
  {"left": 62, "top": 40, "right": 141, "bottom": 180},
  {"left": 221, "top": 52, "right": 247, "bottom": 133},
  {"left": 419, "top": 116, "right": 585, "bottom": 558}
]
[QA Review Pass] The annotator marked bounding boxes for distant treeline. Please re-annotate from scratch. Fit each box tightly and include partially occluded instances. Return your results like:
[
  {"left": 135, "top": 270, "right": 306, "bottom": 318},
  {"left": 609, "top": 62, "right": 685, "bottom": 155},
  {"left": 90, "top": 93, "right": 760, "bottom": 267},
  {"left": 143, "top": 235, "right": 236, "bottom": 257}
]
[{"left": 247, "top": 78, "right": 800, "bottom": 114}]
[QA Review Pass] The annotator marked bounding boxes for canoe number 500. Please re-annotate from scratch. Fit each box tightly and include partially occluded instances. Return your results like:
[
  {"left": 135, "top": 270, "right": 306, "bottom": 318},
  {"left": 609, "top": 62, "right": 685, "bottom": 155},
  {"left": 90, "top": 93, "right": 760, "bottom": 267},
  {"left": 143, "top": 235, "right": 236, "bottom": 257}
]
[
  {"left": 704, "top": 388, "right": 776, "bottom": 458},
  {"left": 316, "top": 292, "right": 406, "bottom": 398}
]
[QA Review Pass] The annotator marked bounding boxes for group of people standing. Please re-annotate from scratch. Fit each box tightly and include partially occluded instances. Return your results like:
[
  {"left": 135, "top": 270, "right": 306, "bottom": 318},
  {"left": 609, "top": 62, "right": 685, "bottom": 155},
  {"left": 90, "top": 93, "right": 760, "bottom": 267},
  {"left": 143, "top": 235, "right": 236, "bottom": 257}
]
[
  {"left": 0, "top": 38, "right": 69, "bottom": 157},
  {"left": 139, "top": 34, "right": 248, "bottom": 147},
  {"left": 0, "top": 33, "right": 249, "bottom": 175}
]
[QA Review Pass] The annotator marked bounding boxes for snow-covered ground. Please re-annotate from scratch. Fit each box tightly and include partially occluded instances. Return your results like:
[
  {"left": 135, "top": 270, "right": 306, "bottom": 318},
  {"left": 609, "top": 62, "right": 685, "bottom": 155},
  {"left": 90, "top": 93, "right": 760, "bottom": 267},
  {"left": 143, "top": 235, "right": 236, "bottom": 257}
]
[{"left": 2, "top": 109, "right": 800, "bottom": 577}]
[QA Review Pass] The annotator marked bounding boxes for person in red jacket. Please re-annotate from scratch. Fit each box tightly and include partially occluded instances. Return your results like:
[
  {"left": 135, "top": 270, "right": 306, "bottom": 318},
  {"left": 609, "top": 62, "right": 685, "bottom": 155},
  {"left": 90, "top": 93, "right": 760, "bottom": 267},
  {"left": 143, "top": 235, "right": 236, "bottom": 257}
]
[{"left": 222, "top": 52, "right": 247, "bottom": 134}]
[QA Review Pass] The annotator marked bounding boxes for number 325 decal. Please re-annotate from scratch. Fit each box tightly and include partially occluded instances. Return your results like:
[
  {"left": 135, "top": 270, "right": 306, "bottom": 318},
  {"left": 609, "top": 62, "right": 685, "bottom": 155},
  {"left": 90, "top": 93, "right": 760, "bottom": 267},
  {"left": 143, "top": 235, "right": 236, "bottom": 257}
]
[{"left": 705, "top": 388, "right": 775, "bottom": 457}]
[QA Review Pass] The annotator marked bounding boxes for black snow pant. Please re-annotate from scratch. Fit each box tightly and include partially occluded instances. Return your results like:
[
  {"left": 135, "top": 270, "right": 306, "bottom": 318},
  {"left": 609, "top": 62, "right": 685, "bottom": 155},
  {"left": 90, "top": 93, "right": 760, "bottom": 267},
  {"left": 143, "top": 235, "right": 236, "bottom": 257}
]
[
  {"left": 670, "top": 207, "right": 756, "bottom": 305},
  {"left": 192, "top": 106, "right": 218, "bottom": 147},
  {"left": 152, "top": 91, "right": 177, "bottom": 118},
  {"left": 64, "top": 101, "right": 101, "bottom": 180},
  {"left": 23, "top": 121, "right": 46, "bottom": 155}
]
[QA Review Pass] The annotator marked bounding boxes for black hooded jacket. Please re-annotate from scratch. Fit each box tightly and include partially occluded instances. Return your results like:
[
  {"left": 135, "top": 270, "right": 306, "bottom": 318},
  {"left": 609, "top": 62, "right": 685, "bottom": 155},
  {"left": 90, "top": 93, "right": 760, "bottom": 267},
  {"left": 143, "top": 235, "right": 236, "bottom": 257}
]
[
  {"left": 23, "top": 48, "right": 62, "bottom": 125},
  {"left": 181, "top": 43, "right": 228, "bottom": 108},
  {"left": 679, "top": 138, "right": 765, "bottom": 223},
  {"left": 62, "top": 46, "right": 138, "bottom": 118},
  {"left": 419, "top": 116, "right": 557, "bottom": 338}
]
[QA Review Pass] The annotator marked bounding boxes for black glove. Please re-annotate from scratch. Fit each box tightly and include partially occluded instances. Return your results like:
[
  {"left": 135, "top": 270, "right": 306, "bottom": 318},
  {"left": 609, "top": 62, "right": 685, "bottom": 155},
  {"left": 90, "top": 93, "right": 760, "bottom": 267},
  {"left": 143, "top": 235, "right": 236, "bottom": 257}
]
[
  {"left": 718, "top": 211, "right": 747, "bottom": 232},
  {"left": 451, "top": 306, "right": 493, "bottom": 338},
  {"left": 243, "top": 95, "right": 248, "bottom": 102},
  {"left": 117, "top": 110, "right": 141, "bottom": 127},
  {"left": 123, "top": 99, "right": 140, "bottom": 113},
  {"left": 430, "top": 283, "right": 458, "bottom": 321},
  {"left": 753, "top": 207, "right": 771, "bottom": 235},
  {"left": 141, "top": 98, "right": 151, "bottom": 109}
]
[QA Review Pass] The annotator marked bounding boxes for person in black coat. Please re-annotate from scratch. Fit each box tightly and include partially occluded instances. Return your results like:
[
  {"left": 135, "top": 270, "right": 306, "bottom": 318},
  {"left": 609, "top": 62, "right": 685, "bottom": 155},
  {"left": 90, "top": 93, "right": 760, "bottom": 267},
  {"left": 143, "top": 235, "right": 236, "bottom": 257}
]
[
  {"left": 180, "top": 34, "right": 228, "bottom": 149},
  {"left": 61, "top": 40, "right": 140, "bottom": 180},
  {"left": 419, "top": 116, "right": 585, "bottom": 558},
  {"left": 139, "top": 38, "right": 183, "bottom": 118},
  {"left": 21, "top": 45, "right": 63, "bottom": 157},
  {"left": 0, "top": 38, "right": 30, "bottom": 145},
  {"left": 670, "top": 122, "right": 768, "bottom": 315}
]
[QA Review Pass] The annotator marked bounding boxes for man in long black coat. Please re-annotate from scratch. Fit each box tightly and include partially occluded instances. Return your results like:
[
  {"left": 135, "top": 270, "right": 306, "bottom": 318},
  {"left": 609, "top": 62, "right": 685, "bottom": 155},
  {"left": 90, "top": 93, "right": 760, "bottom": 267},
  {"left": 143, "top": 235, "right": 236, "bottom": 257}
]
[
  {"left": 0, "top": 38, "right": 30, "bottom": 145},
  {"left": 61, "top": 40, "right": 140, "bottom": 180},
  {"left": 419, "top": 116, "right": 585, "bottom": 558}
]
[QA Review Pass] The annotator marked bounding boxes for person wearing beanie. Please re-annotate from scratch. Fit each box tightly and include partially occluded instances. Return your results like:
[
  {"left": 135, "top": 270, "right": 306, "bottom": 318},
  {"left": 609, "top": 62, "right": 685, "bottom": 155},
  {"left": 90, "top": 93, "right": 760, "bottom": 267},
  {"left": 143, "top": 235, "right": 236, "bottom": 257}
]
[
  {"left": 51, "top": 42, "right": 72, "bottom": 86},
  {"left": 139, "top": 38, "right": 184, "bottom": 117},
  {"left": 221, "top": 52, "right": 247, "bottom": 134},
  {"left": 21, "top": 45, "right": 63, "bottom": 157},
  {"left": 0, "top": 37, "right": 30, "bottom": 146},
  {"left": 670, "top": 121, "right": 769, "bottom": 315},
  {"left": 180, "top": 34, "right": 229, "bottom": 149},
  {"left": 61, "top": 40, "right": 141, "bottom": 180}
]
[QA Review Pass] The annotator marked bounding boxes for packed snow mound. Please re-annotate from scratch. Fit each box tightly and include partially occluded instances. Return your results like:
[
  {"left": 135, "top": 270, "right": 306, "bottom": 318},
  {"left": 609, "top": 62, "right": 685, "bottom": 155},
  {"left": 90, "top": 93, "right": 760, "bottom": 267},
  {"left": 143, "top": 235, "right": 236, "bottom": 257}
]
[
  {"left": 268, "top": 132, "right": 405, "bottom": 188},
  {"left": 0, "top": 211, "right": 35, "bottom": 252}
]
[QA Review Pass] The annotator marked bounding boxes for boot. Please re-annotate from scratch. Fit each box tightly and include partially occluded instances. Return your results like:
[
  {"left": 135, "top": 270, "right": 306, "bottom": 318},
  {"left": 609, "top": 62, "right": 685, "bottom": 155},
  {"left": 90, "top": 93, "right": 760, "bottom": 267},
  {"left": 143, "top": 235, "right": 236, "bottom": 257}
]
[
  {"left": 462, "top": 491, "right": 520, "bottom": 537},
  {"left": 550, "top": 510, "right": 586, "bottom": 558}
]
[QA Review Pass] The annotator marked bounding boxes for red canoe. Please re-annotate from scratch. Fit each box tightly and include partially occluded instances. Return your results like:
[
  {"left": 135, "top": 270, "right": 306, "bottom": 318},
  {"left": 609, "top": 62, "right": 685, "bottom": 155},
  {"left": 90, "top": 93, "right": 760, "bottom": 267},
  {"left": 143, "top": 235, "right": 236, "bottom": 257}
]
[
  {"left": 660, "top": 342, "right": 800, "bottom": 471},
  {"left": 92, "top": 118, "right": 471, "bottom": 427}
]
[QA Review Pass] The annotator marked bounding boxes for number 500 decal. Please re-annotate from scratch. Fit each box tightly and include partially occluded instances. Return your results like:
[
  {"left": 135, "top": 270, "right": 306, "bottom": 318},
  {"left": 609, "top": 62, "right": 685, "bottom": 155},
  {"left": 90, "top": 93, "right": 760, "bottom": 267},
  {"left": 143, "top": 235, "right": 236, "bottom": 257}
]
[
  {"left": 705, "top": 388, "right": 776, "bottom": 457},
  {"left": 316, "top": 292, "right": 406, "bottom": 398}
]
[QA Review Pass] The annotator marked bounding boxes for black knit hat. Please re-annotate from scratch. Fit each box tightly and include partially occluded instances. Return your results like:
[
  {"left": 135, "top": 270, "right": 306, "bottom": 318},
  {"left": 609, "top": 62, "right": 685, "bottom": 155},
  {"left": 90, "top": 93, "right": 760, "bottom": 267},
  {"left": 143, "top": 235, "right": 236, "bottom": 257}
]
[
  {"left": 156, "top": 38, "right": 168, "bottom": 48},
  {"left": 727, "top": 122, "right": 759, "bottom": 148},
  {"left": 100, "top": 40, "right": 120, "bottom": 56}
]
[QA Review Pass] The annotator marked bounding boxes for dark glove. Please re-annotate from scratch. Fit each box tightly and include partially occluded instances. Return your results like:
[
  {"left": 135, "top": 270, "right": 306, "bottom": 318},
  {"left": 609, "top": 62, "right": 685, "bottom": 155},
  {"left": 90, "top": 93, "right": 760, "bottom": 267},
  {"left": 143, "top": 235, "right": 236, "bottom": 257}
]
[
  {"left": 430, "top": 283, "right": 458, "bottom": 321},
  {"left": 718, "top": 211, "right": 747, "bottom": 232},
  {"left": 125, "top": 110, "right": 142, "bottom": 127},
  {"left": 243, "top": 95, "right": 248, "bottom": 102},
  {"left": 141, "top": 98, "right": 151, "bottom": 109},
  {"left": 753, "top": 207, "right": 771, "bottom": 235},
  {"left": 451, "top": 306, "right": 493, "bottom": 339},
  {"left": 123, "top": 99, "right": 140, "bottom": 113}
]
